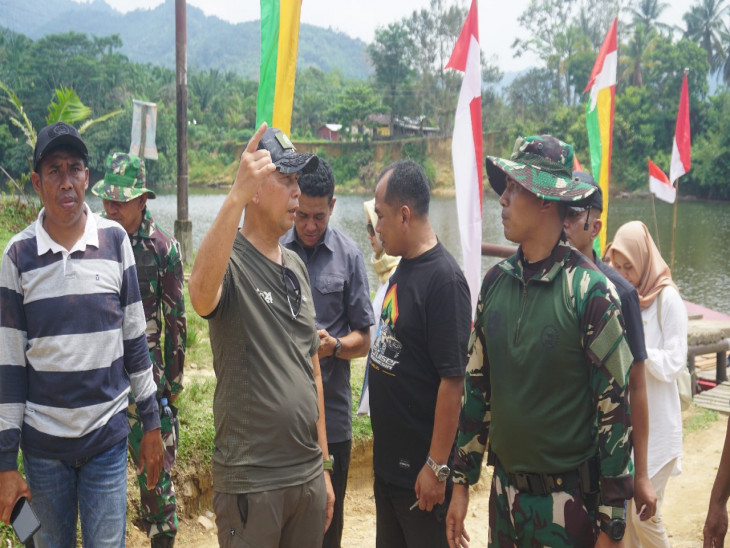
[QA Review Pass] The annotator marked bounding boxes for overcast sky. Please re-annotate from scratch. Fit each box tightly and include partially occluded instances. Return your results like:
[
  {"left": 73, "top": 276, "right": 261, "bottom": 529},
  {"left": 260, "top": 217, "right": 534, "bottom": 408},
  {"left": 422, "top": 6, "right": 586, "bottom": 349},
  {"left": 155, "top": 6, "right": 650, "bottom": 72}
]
[{"left": 74, "top": 0, "right": 689, "bottom": 72}]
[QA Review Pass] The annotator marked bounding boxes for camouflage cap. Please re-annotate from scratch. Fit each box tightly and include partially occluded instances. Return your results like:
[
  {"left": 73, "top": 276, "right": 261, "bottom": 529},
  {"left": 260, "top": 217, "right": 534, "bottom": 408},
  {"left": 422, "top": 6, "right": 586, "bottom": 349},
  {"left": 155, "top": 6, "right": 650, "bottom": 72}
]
[
  {"left": 91, "top": 152, "right": 156, "bottom": 202},
  {"left": 485, "top": 135, "right": 596, "bottom": 203}
]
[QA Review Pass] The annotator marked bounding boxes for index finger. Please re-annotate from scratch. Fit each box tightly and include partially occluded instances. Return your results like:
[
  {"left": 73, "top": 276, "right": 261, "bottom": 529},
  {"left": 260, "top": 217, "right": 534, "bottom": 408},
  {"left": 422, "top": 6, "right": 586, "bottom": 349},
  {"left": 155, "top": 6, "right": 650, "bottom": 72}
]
[{"left": 245, "top": 122, "right": 269, "bottom": 153}]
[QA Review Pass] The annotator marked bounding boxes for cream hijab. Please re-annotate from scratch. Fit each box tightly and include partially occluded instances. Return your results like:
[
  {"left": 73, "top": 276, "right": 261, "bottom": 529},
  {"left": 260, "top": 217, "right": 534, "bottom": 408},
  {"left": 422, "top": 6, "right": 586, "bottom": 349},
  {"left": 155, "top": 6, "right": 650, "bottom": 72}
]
[
  {"left": 609, "top": 220, "right": 678, "bottom": 309},
  {"left": 363, "top": 199, "right": 400, "bottom": 284}
]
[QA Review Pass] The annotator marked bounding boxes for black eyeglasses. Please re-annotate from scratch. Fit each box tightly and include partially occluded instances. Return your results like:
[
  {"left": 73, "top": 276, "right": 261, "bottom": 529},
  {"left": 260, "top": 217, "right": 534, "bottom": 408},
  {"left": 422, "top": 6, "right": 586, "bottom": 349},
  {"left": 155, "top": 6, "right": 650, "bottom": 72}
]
[
  {"left": 280, "top": 254, "right": 302, "bottom": 320},
  {"left": 366, "top": 223, "right": 375, "bottom": 237}
]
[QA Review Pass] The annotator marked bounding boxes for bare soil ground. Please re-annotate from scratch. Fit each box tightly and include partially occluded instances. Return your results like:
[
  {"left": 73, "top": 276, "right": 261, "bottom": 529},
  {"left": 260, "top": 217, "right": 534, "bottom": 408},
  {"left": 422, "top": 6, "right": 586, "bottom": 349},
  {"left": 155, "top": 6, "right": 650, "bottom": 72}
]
[{"left": 126, "top": 405, "right": 727, "bottom": 547}]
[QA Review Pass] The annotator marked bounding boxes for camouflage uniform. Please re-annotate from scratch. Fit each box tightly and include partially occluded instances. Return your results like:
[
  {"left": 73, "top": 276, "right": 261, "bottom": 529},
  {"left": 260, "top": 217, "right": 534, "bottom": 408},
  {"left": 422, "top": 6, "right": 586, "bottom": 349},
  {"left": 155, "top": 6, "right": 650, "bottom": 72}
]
[
  {"left": 92, "top": 153, "right": 186, "bottom": 543},
  {"left": 452, "top": 136, "right": 634, "bottom": 547},
  {"left": 128, "top": 207, "right": 186, "bottom": 539}
]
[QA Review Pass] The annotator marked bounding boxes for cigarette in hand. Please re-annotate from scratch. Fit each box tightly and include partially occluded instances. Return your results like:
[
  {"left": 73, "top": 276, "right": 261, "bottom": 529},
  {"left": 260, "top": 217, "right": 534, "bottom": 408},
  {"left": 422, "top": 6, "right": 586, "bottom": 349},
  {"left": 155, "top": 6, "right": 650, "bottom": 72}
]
[{"left": 410, "top": 499, "right": 419, "bottom": 511}]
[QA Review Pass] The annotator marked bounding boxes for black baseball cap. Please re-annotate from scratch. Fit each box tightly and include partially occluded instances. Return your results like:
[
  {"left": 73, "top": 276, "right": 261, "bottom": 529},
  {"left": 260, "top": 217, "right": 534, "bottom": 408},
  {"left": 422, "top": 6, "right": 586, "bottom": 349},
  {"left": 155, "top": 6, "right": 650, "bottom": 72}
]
[
  {"left": 33, "top": 122, "right": 88, "bottom": 172},
  {"left": 569, "top": 171, "right": 603, "bottom": 211},
  {"left": 257, "top": 127, "right": 318, "bottom": 175}
]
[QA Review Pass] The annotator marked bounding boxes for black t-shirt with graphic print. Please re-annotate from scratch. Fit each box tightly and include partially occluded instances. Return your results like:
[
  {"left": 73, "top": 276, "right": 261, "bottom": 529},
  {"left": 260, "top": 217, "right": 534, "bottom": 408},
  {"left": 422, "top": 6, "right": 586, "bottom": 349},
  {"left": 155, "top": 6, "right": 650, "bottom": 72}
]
[{"left": 368, "top": 241, "right": 471, "bottom": 489}]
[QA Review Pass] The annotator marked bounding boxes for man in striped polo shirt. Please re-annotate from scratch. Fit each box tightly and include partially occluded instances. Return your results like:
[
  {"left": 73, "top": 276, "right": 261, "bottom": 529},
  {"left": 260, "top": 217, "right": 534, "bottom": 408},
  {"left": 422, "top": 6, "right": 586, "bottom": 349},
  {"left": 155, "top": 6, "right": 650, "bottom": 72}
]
[{"left": 0, "top": 122, "right": 163, "bottom": 547}]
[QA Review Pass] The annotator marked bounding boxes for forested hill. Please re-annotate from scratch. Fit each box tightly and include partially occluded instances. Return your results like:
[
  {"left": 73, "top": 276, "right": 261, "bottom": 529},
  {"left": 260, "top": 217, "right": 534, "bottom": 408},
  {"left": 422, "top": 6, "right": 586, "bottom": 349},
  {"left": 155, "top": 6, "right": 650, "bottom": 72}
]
[{"left": 0, "top": 0, "right": 372, "bottom": 80}]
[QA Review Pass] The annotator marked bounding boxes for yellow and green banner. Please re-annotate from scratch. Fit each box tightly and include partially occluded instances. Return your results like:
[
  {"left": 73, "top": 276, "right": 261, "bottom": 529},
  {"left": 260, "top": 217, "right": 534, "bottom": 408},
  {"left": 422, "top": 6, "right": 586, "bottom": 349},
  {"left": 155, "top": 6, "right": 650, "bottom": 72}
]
[
  {"left": 256, "top": 0, "right": 302, "bottom": 135},
  {"left": 584, "top": 17, "right": 617, "bottom": 255}
]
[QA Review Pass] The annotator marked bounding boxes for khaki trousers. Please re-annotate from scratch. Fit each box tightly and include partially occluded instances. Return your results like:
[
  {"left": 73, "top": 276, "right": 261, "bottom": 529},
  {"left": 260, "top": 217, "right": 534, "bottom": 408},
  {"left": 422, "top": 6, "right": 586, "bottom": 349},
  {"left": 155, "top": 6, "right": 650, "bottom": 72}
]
[
  {"left": 625, "top": 458, "right": 678, "bottom": 548},
  {"left": 213, "top": 473, "right": 327, "bottom": 548}
]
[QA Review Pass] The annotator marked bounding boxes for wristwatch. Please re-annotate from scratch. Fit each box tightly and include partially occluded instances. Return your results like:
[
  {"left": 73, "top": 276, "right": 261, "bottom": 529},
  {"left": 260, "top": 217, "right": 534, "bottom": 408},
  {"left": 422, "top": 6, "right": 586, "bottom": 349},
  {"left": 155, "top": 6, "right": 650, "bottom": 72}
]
[
  {"left": 333, "top": 337, "right": 342, "bottom": 358},
  {"left": 600, "top": 518, "right": 626, "bottom": 541},
  {"left": 323, "top": 455, "right": 334, "bottom": 473},
  {"left": 426, "top": 456, "right": 450, "bottom": 482}
]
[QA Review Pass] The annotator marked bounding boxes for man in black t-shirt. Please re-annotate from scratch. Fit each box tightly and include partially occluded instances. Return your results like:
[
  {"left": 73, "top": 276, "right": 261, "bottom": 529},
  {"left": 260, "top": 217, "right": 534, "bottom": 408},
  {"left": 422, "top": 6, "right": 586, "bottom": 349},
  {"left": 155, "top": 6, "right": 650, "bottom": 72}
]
[
  {"left": 368, "top": 159, "right": 472, "bottom": 547},
  {"left": 563, "top": 171, "right": 658, "bottom": 525}
]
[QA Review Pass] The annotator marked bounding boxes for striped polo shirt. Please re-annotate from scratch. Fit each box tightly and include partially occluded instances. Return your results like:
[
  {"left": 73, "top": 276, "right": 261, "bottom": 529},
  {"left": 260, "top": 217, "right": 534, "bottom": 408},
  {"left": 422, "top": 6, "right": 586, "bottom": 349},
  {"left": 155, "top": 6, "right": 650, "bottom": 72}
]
[{"left": 0, "top": 204, "right": 160, "bottom": 468}]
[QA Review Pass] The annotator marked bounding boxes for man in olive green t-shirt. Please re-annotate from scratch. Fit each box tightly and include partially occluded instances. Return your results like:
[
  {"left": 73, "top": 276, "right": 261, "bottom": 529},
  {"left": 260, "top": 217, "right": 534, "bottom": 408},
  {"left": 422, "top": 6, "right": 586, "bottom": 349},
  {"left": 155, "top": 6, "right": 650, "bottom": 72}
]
[{"left": 189, "top": 124, "right": 335, "bottom": 548}]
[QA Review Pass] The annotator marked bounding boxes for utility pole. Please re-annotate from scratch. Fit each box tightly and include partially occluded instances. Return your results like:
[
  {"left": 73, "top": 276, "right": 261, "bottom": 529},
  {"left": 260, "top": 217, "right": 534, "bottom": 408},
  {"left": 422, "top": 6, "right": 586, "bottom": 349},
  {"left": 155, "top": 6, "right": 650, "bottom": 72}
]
[{"left": 174, "top": 0, "right": 192, "bottom": 264}]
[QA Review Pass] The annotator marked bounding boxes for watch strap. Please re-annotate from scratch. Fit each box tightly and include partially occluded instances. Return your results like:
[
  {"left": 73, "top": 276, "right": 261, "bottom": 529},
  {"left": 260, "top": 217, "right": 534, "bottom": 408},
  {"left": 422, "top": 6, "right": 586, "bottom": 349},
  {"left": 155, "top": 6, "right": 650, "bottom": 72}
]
[
  {"left": 323, "top": 455, "right": 334, "bottom": 472},
  {"left": 333, "top": 337, "right": 342, "bottom": 358},
  {"left": 598, "top": 505, "right": 626, "bottom": 520}
]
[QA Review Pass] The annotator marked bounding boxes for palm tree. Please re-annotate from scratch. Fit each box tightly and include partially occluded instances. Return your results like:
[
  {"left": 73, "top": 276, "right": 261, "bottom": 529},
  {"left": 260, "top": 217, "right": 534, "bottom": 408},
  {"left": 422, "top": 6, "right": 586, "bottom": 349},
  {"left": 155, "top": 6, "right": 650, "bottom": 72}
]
[
  {"left": 0, "top": 81, "right": 121, "bottom": 153},
  {"left": 629, "top": 0, "right": 674, "bottom": 34},
  {"left": 621, "top": 22, "right": 658, "bottom": 87},
  {"left": 683, "top": 0, "right": 730, "bottom": 73}
]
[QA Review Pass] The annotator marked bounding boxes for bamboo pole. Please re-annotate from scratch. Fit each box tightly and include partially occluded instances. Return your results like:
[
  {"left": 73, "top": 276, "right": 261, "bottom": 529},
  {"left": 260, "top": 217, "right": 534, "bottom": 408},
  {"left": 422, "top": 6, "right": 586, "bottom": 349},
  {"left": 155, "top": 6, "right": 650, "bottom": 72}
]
[{"left": 650, "top": 191, "right": 661, "bottom": 254}]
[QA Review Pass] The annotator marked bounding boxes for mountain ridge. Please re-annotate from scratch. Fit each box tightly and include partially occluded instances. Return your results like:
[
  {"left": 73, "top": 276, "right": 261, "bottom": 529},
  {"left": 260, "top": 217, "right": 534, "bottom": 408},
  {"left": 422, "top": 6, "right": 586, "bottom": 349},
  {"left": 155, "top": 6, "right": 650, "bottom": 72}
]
[{"left": 0, "top": 0, "right": 372, "bottom": 80}]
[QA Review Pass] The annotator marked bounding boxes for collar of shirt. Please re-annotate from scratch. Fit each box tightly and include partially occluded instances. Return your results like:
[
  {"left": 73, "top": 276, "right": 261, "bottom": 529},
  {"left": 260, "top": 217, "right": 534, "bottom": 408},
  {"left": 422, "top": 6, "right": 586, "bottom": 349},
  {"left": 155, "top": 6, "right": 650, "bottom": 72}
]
[
  {"left": 282, "top": 225, "right": 334, "bottom": 255},
  {"left": 134, "top": 207, "right": 155, "bottom": 240},
  {"left": 502, "top": 233, "right": 572, "bottom": 284},
  {"left": 35, "top": 202, "right": 99, "bottom": 256}
]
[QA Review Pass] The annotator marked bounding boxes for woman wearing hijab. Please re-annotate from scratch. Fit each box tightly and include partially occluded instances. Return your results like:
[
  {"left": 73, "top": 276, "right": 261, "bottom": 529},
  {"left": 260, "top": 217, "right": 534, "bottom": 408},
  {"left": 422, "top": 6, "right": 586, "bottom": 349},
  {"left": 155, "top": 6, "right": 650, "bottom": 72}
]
[
  {"left": 356, "top": 199, "right": 400, "bottom": 416},
  {"left": 610, "top": 220, "right": 687, "bottom": 548}
]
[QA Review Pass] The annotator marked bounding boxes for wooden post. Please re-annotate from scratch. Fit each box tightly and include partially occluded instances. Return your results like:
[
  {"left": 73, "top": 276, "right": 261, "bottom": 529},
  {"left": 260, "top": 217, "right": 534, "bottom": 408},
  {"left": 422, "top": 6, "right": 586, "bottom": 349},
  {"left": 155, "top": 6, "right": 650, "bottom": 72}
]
[
  {"left": 670, "top": 179, "right": 678, "bottom": 270},
  {"left": 174, "top": 0, "right": 192, "bottom": 265},
  {"left": 650, "top": 191, "right": 661, "bottom": 254}
]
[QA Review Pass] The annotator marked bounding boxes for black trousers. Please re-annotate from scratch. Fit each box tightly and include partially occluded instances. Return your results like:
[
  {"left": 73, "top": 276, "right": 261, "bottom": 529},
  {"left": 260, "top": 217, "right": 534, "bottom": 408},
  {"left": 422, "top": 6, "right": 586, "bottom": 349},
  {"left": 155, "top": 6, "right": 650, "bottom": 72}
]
[
  {"left": 322, "top": 439, "right": 352, "bottom": 548},
  {"left": 374, "top": 474, "right": 451, "bottom": 548}
]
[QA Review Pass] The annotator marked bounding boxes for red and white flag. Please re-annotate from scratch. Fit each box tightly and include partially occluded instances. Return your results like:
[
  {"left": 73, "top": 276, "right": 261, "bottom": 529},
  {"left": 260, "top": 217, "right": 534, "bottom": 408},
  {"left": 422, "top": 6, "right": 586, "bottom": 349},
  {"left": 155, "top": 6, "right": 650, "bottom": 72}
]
[
  {"left": 670, "top": 71, "right": 691, "bottom": 184},
  {"left": 446, "top": 0, "right": 482, "bottom": 314},
  {"left": 648, "top": 159, "right": 675, "bottom": 203}
]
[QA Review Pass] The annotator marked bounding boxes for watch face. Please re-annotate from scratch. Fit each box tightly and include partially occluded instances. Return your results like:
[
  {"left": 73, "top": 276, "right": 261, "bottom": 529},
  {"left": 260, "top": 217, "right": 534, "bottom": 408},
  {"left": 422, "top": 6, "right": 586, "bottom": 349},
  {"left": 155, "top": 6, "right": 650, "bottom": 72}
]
[
  {"left": 437, "top": 466, "right": 450, "bottom": 481},
  {"left": 606, "top": 519, "right": 625, "bottom": 541}
]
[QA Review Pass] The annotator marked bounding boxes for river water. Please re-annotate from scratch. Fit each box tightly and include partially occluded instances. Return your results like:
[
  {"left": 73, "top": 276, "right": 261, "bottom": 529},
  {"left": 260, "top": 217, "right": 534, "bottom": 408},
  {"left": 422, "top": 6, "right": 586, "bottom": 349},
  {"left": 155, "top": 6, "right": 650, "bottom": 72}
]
[{"left": 86, "top": 191, "right": 730, "bottom": 315}]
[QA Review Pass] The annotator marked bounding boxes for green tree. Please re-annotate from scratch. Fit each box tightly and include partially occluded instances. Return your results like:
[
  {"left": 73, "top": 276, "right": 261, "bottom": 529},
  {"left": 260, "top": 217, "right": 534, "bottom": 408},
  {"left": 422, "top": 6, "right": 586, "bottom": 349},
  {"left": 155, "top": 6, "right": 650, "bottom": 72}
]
[
  {"left": 367, "top": 22, "right": 415, "bottom": 132},
  {"left": 690, "top": 89, "right": 730, "bottom": 198},
  {"left": 292, "top": 67, "right": 343, "bottom": 136},
  {"left": 507, "top": 68, "right": 558, "bottom": 127},
  {"left": 404, "top": 0, "right": 467, "bottom": 133},
  {"left": 683, "top": 0, "right": 730, "bottom": 73},
  {"left": 629, "top": 0, "right": 674, "bottom": 34},
  {"left": 620, "top": 22, "right": 658, "bottom": 87},
  {"left": 327, "top": 83, "right": 382, "bottom": 140}
]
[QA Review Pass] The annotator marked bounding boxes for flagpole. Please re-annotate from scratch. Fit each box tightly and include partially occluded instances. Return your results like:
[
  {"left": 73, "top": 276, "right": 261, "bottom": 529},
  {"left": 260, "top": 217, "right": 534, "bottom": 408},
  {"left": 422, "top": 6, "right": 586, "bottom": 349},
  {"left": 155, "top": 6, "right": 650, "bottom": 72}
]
[
  {"left": 670, "top": 180, "right": 678, "bottom": 269},
  {"left": 669, "top": 67, "right": 691, "bottom": 270},
  {"left": 650, "top": 191, "right": 661, "bottom": 254}
]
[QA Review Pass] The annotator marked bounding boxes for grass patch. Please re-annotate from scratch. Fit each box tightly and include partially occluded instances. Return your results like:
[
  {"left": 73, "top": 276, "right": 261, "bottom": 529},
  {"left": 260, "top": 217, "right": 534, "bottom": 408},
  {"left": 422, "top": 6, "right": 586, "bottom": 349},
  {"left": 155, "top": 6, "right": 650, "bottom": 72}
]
[
  {"left": 176, "top": 376, "right": 216, "bottom": 467},
  {"left": 0, "top": 195, "right": 40, "bottom": 252},
  {"left": 683, "top": 404, "right": 719, "bottom": 435},
  {"left": 350, "top": 357, "right": 373, "bottom": 447}
]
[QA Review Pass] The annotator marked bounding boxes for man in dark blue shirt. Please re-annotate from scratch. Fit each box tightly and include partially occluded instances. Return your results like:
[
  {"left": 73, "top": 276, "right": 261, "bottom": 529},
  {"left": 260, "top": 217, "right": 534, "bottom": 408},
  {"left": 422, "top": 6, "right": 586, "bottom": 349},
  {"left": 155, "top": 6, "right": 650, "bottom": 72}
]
[
  {"left": 281, "top": 158, "right": 374, "bottom": 548},
  {"left": 563, "top": 171, "right": 658, "bottom": 526}
]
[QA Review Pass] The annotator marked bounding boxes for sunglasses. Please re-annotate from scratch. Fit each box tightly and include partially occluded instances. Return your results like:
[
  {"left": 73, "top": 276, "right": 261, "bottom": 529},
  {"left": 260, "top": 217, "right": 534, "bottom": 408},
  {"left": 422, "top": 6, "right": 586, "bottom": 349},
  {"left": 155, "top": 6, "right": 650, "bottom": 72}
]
[
  {"left": 280, "top": 253, "right": 302, "bottom": 320},
  {"left": 366, "top": 223, "right": 375, "bottom": 237}
]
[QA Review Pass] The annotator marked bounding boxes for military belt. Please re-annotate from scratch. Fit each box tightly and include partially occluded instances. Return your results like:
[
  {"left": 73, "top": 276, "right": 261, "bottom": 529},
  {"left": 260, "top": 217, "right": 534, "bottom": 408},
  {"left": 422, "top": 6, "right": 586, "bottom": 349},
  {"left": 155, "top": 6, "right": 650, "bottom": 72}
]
[{"left": 495, "top": 455, "right": 599, "bottom": 497}]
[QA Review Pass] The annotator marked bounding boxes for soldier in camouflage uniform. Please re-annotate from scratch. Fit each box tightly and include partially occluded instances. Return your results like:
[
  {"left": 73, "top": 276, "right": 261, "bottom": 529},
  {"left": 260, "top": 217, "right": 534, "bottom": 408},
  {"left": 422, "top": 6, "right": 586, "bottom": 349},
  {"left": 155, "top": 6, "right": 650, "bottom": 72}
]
[
  {"left": 92, "top": 153, "right": 186, "bottom": 548},
  {"left": 445, "top": 136, "right": 635, "bottom": 548}
]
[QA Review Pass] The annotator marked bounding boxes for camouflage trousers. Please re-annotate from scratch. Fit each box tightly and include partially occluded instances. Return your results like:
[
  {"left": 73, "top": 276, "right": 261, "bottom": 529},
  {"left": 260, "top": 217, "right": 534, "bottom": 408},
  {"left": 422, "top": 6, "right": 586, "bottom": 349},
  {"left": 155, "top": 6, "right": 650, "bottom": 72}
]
[
  {"left": 488, "top": 461, "right": 598, "bottom": 548},
  {"left": 128, "top": 400, "right": 179, "bottom": 539}
]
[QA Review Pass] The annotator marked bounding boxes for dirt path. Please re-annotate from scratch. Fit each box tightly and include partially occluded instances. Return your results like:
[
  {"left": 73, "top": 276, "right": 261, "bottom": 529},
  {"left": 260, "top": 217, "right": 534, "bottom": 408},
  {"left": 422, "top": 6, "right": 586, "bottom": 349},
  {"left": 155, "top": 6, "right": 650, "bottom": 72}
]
[{"left": 127, "top": 408, "right": 727, "bottom": 547}]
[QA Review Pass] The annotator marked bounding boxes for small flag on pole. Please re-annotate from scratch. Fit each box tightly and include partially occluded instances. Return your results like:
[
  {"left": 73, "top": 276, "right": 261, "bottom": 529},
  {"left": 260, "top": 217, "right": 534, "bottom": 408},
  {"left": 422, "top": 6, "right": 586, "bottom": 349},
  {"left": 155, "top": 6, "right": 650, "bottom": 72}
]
[
  {"left": 446, "top": 0, "right": 483, "bottom": 315},
  {"left": 584, "top": 18, "right": 617, "bottom": 255},
  {"left": 670, "top": 71, "right": 691, "bottom": 184},
  {"left": 256, "top": 0, "right": 303, "bottom": 135},
  {"left": 648, "top": 159, "right": 675, "bottom": 203},
  {"left": 573, "top": 154, "right": 583, "bottom": 172}
]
